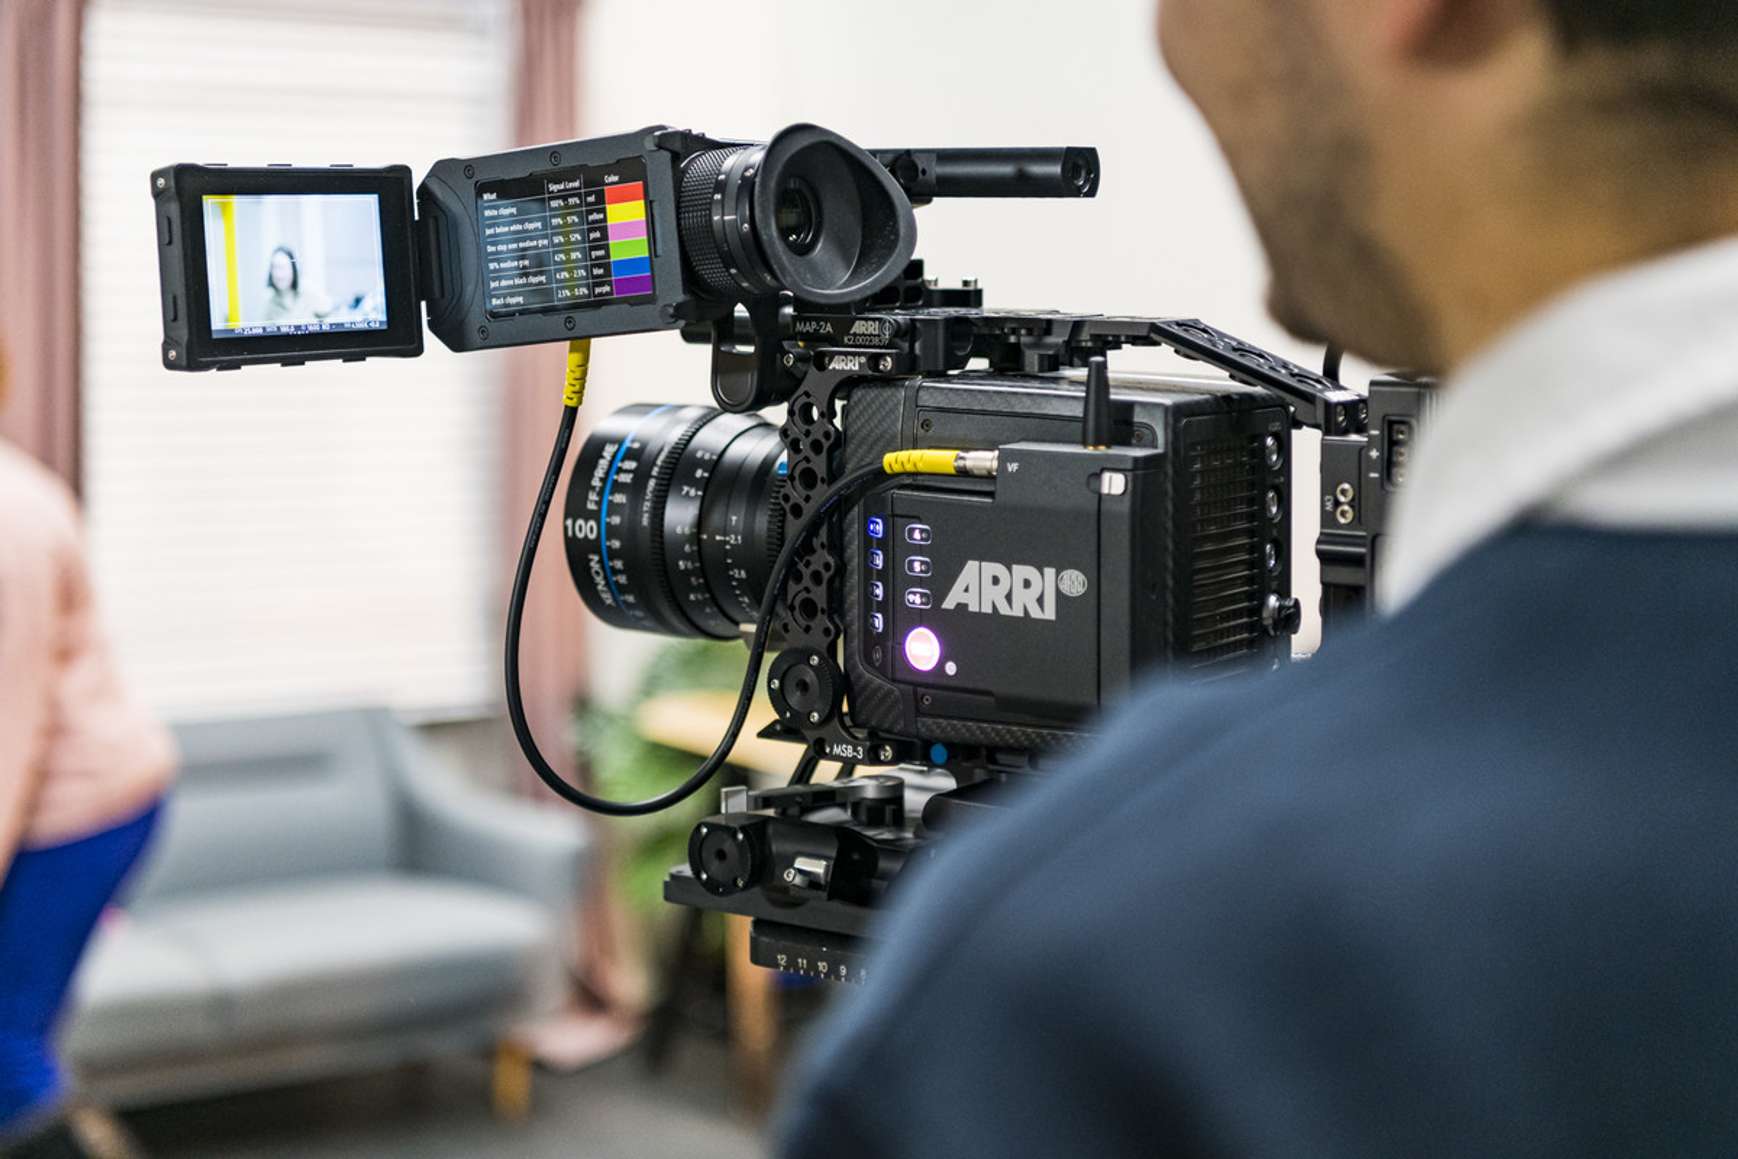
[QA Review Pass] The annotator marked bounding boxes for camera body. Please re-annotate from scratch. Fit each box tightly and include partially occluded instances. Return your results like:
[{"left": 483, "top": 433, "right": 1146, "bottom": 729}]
[
  {"left": 651, "top": 346, "right": 1299, "bottom": 984},
  {"left": 565, "top": 298, "right": 1342, "bottom": 765},
  {"left": 838, "top": 369, "right": 1292, "bottom": 749}
]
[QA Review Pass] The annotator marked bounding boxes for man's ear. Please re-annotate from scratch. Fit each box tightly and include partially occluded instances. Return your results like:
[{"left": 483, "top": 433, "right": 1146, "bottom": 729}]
[{"left": 1382, "top": 0, "right": 1537, "bottom": 64}]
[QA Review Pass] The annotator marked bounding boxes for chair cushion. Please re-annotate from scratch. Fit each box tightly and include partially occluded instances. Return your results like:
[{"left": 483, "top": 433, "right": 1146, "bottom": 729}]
[
  {"left": 67, "top": 916, "right": 227, "bottom": 1066},
  {"left": 139, "top": 873, "right": 560, "bottom": 1042}
]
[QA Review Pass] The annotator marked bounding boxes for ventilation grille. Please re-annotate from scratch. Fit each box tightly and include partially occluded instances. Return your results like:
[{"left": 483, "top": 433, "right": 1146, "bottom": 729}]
[{"left": 1183, "top": 435, "right": 1267, "bottom": 674}]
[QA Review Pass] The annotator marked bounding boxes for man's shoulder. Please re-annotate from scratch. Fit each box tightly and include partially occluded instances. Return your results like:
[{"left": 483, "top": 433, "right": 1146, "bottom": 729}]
[
  {"left": 879, "top": 523, "right": 1738, "bottom": 1001},
  {"left": 780, "top": 527, "right": 1738, "bottom": 1156}
]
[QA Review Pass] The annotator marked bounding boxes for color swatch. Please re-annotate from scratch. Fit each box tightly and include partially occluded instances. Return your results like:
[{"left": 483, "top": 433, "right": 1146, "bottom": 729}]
[{"left": 603, "top": 182, "right": 653, "bottom": 298}]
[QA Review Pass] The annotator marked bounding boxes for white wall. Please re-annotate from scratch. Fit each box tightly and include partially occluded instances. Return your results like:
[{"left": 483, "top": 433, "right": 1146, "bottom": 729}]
[{"left": 577, "top": 0, "right": 1329, "bottom": 700}]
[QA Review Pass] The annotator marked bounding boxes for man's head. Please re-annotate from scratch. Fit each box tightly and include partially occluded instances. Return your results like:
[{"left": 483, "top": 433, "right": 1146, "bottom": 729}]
[{"left": 1159, "top": 0, "right": 1738, "bottom": 372}]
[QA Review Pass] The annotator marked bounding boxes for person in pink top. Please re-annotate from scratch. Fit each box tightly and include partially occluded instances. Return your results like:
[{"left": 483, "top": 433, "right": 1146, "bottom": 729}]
[{"left": 0, "top": 352, "right": 177, "bottom": 1157}]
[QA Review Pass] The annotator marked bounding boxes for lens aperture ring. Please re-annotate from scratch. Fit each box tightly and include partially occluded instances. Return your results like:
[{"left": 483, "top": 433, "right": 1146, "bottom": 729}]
[
  {"left": 644, "top": 410, "right": 718, "bottom": 636},
  {"left": 700, "top": 423, "right": 788, "bottom": 626},
  {"left": 662, "top": 411, "right": 768, "bottom": 638}
]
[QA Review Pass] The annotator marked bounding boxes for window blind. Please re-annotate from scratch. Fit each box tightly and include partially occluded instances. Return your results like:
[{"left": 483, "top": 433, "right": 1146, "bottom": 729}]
[{"left": 81, "top": 0, "right": 511, "bottom": 719}]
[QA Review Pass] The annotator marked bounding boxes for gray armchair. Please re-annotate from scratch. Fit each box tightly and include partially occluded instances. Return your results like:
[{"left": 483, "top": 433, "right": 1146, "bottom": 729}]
[{"left": 65, "top": 708, "right": 591, "bottom": 1108}]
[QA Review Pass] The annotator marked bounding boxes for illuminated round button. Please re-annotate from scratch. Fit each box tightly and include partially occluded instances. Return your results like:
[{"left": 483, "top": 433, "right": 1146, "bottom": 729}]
[{"left": 903, "top": 627, "right": 943, "bottom": 673}]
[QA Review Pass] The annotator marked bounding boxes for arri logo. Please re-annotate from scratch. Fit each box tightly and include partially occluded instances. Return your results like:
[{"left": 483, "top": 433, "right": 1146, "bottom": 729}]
[{"left": 940, "top": 562, "right": 1088, "bottom": 621}]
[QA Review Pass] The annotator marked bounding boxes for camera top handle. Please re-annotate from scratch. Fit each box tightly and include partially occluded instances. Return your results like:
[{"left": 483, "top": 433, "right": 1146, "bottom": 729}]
[
  {"left": 705, "top": 300, "right": 1369, "bottom": 437},
  {"left": 872, "top": 147, "right": 1102, "bottom": 204}
]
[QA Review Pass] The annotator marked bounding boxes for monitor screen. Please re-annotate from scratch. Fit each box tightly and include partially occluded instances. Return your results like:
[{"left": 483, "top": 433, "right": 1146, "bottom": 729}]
[
  {"left": 202, "top": 193, "right": 389, "bottom": 340},
  {"left": 474, "top": 155, "right": 656, "bottom": 319}
]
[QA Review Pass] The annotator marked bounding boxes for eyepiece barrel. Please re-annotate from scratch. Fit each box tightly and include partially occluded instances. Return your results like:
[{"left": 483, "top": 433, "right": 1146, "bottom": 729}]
[
  {"left": 677, "top": 124, "right": 918, "bottom": 306},
  {"left": 873, "top": 147, "right": 1101, "bottom": 201}
]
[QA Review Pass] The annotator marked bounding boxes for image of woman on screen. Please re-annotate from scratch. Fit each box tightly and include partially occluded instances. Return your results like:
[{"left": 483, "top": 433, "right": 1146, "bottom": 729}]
[{"left": 262, "top": 246, "right": 333, "bottom": 325}]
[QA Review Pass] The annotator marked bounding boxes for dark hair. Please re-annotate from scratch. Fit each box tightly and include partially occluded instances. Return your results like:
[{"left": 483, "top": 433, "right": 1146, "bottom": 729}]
[
  {"left": 1544, "top": 1, "right": 1738, "bottom": 49},
  {"left": 267, "top": 246, "right": 299, "bottom": 293}
]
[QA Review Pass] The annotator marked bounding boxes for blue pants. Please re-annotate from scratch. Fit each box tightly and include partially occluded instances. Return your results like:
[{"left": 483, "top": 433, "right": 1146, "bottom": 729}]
[{"left": 0, "top": 804, "right": 160, "bottom": 1132}]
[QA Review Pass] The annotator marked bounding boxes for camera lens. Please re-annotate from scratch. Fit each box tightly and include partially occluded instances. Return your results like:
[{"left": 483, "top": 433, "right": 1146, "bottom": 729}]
[
  {"left": 775, "top": 178, "right": 822, "bottom": 256},
  {"left": 565, "top": 404, "right": 788, "bottom": 639},
  {"left": 677, "top": 123, "right": 917, "bottom": 305}
]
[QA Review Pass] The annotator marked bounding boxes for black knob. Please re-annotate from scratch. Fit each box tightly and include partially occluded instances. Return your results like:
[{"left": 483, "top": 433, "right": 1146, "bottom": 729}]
[
  {"left": 1262, "top": 594, "right": 1303, "bottom": 637},
  {"left": 690, "top": 816, "right": 765, "bottom": 897}
]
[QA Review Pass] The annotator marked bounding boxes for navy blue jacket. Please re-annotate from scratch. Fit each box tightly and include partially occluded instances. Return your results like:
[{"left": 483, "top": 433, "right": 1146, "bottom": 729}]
[{"left": 778, "top": 527, "right": 1738, "bottom": 1157}]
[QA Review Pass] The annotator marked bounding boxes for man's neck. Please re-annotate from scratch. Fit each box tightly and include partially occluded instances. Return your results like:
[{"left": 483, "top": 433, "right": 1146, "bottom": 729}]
[{"left": 1430, "top": 178, "right": 1738, "bottom": 371}]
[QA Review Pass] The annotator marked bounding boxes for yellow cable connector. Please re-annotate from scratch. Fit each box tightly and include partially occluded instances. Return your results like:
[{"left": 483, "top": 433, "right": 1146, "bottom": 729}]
[
  {"left": 882, "top": 448, "right": 1000, "bottom": 478},
  {"left": 883, "top": 449, "right": 964, "bottom": 476},
  {"left": 564, "top": 339, "right": 592, "bottom": 409}
]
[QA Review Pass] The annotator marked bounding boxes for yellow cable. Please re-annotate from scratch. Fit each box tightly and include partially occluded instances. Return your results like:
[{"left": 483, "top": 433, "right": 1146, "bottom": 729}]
[
  {"left": 564, "top": 339, "right": 592, "bottom": 409},
  {"left": 882, "top": 448, "right": 962, "bottom": 476}
]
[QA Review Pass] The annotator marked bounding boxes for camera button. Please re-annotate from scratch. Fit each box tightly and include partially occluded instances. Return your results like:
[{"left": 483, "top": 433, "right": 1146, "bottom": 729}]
[
  {"left": 905, "top": 557, "right": 932, "bottom": 577},
  {"left": 905, "top": 589, "right": 933, "bottom": 609},
  {"left": 905, "top": 524, "right": 932, "bottom": 545}
]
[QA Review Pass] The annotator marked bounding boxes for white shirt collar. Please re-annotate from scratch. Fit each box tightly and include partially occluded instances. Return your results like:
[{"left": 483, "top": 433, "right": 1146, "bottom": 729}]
[{"left": 1377, "top": 234, "right": 1738, "bottom": 612}]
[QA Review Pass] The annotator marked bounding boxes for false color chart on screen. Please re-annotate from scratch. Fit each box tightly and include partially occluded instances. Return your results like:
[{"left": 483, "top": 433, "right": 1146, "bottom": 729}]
[{"left": 476, "top": 156, "right": 656, "bottom": 318}]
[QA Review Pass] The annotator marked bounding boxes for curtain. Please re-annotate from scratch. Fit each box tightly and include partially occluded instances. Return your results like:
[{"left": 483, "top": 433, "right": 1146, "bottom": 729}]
[
  {"left": 0, "top": 0, "right": 85, "bottom": 488},
  {"left": 506, "top": 0, "right": 652, "bottom": 1035},
  {"left": 505, "top": 0, "right": 590, "bottom": 795}
]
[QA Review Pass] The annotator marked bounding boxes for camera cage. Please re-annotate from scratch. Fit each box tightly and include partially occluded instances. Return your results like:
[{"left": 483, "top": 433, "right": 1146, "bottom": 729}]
[
  {"left": 696, "top": 277, "right": 1370, "bottom": 772},
  {"left": 654, "top": 281, "right": 1424, "bottom": 983}
]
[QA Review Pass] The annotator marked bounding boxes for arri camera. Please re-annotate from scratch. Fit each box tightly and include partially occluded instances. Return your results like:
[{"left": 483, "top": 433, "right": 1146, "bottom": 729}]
[{"left": 153, "top": 123, "right": 1429, "bottom": 983}]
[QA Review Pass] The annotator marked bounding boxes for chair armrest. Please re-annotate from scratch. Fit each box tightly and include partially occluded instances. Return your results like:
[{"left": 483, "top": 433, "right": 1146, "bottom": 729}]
[{"left": 374, "top": 715, "right": 593, "bottom": 918}]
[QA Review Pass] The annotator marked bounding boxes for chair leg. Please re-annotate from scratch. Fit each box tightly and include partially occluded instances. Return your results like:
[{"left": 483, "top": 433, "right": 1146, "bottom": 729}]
[
  {"left": 725, "top": 915, "right": 779, "bottom": 1117},
  {"left": 643, "top": 904, "right": 707, "bottom": 1074},
  {"left": 491, "top": 1038, "right": 535, "bottom": 1123}
]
